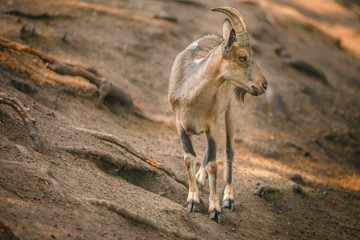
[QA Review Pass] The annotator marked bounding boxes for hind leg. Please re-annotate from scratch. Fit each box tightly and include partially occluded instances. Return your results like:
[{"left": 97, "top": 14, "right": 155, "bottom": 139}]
[
  {"left": 177, "top": 121, "right": 199, "bottom": 212},
  {"left": 195, "top": 155, "right": 208, "bottom": 190}
]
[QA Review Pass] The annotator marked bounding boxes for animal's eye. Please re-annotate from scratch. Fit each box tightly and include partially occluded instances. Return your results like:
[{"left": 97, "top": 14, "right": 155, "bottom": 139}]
[{"left": 239, "top": 56, "right": 247, "bottom": 62}]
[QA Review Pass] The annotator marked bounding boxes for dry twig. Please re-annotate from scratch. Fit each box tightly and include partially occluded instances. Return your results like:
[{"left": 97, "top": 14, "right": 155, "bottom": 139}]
[
  {"left": 0, "top": 37, "right": 133, "bottom": 107},
  {"left": 73, "top": 127, "right": 154, "bottom": 164},
  {"left": 72, "top": 127, "right": 188, "bottom": 188},
  {"left": 0, "top": 92, "right": 43, "bottom": 151},
  {"left": 54, "top": 145, "right": 142, "bottom": 171}
]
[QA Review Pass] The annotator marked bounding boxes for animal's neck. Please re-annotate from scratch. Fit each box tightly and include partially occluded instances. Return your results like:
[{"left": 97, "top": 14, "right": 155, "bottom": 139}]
[{"left": 187, "top": 48, "right": 225, "bottom": 105}]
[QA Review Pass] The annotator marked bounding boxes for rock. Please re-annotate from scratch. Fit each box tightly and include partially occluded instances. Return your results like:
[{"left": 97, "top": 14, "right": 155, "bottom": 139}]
[
  {"left": 254, "top": 184, "right": 279, "bottom": 197},
  {"left": 289, "top": 173, "right": 304, "bottom": 185},
  {"left": 304, "top": 152, "right": 311, "bottom": 157},
  {"left": 11, "top": 79, "right": 35, "bottom": 94},
  {"left": 15, "top": 144, "right": 33, "bottom": 158},
  {"left": 323, "top": 132, "right": 349, "bottom": 145},
  {"left": 291, "top": 184, "right": 304, "bottom": 195}
]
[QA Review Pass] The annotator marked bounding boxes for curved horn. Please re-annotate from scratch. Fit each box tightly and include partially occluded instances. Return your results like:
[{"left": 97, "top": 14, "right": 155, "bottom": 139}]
[{"left": 211, "top": 7, "right": 249, "bottom": 43}]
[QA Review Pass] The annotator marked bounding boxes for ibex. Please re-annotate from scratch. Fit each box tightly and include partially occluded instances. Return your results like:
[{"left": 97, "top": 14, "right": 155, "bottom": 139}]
[{"left": 168, "top": 7, "right": 267, "bottom": 222}]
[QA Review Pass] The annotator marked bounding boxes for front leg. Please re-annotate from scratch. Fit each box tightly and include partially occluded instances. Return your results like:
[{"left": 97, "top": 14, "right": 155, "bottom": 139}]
[
  {"left": 223, "top": 133, "right": 234, "bottom": 211},
  {"left": 205, "top": 127, "right": 221, "bottom": 222},
  {"left": 223, "top": 106, "right": 236, "bottom": 211},
  {"left": 180, "top": 131, "right": 200, "bottom": 212}
]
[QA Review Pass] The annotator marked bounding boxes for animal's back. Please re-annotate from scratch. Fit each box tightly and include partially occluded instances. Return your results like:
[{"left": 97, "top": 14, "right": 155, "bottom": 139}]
[
  {"left": 169, "top": 35, "right": 223, "bottom": 107},
  {"left": 187, "top": 35, "right": 222, "bottom": 61}
]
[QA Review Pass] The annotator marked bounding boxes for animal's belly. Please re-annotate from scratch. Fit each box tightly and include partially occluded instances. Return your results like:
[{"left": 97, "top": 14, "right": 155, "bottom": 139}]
[
  {"left": 183, "top": 123, "right": 206, "bottom": 135},
  {"left": 182, "top": 120, "right": 207, "bottom": 135},
  {"left": 179, "top": 109, "right": 217, "bottom": 136}
]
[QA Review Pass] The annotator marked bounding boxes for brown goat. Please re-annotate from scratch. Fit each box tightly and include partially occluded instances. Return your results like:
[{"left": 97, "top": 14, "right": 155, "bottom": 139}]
[{"left": 168, "top": 7, "right": 267, "bottom": 222}]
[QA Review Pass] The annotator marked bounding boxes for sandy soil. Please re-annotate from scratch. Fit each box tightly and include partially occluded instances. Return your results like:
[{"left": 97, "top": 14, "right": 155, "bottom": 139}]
[{"left": 0, "top": 0, "right": 359, "bottom": 239}]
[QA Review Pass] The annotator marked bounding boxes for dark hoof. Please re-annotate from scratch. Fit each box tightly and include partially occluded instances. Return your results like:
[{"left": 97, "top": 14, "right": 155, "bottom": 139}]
[
  {"left": 222, "top": 199, "right": 234, "bottom": 211},
  {"left": 187, "top": 200, "right": 198, "bottom": 212},
  {"left": 209, "top": 209, "right": 221, "bottom": 223}
]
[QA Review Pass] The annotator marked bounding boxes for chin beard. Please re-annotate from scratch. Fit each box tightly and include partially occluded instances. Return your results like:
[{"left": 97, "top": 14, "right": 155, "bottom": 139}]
[{"left": 234, "top": 87, "right": 247, "bottom": 104}]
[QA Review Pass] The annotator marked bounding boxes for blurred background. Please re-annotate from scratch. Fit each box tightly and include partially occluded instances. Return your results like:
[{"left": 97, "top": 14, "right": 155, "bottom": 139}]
[{"left": 0, "top": 0, "right": 359, "bottom": 239}]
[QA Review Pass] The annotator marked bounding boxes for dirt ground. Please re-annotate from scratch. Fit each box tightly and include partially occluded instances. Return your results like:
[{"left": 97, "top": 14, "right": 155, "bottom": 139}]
[{"left": 0, "top": 0, "right": 359, "bottom": 239}]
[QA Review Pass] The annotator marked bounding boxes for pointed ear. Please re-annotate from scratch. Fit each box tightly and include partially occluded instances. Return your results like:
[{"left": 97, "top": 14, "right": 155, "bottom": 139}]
[
  {"left": 222, "top": 18, "right": 232, "bottom": 40},
  {"left": 226, "top": 29, "right": 236, "bottom": 49},
  {"left": 221, "top": 29, "right": 236, "bottom": 57}
]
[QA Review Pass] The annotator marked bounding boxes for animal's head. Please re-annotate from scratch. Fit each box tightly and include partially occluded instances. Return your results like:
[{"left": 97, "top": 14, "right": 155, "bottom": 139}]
[{"left": 212, "top": 7, "right": 267, "bottom": 96}]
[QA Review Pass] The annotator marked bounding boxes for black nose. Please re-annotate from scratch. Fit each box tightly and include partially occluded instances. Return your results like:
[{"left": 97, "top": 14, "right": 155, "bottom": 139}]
[{"left": 262, "top": 83, "right": 267, "bottom": 91}]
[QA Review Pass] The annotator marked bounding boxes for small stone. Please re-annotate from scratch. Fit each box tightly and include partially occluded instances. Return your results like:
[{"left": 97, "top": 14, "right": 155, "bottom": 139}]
[
  {"left": 15, "top": 144, "right": 33, "bottom": 158},
  {"left": 254, "top": 184, "right": 279, "bottom": 197},
  {"left": 291, "top": 184, "right": 304, "bottom": 195},
  {"left": 304, "top": 152, "right": 311, "bottom": 157},
  {"left": 290, "top": 173, "right": 304, "bottom": 184}
]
